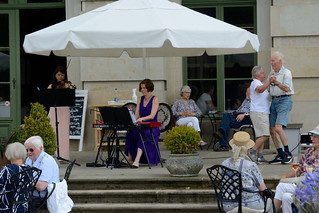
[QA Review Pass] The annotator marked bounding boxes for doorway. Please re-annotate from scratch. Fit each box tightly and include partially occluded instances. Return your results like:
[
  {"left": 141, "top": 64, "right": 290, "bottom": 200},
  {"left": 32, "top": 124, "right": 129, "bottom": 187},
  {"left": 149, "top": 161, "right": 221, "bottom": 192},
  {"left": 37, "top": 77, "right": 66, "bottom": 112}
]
[{"left": 20, "top": 8, "right": 66, "bottom": 122}]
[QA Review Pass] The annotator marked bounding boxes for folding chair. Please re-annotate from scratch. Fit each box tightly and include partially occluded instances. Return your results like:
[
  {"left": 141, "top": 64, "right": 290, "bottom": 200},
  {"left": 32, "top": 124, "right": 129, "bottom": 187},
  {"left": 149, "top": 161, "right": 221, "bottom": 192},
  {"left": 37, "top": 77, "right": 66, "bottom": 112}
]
[{"left": 206, "top": 164, "right": 275, "bottom": 213}]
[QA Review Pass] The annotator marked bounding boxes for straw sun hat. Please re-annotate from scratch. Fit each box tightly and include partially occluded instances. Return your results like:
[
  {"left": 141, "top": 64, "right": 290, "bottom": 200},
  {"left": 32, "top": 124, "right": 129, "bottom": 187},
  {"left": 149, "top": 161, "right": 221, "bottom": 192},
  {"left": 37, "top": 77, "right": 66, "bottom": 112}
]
[{"left": 229, "top": 131, "right": 254, "bottom": 149}]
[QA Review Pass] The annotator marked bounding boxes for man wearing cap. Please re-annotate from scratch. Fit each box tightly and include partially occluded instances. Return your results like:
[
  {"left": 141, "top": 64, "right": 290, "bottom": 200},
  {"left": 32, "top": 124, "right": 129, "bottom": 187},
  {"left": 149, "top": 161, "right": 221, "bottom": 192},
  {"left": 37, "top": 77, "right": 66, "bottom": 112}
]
[
  {"left": 268, "top": 51, "right": 294, "bottom": 164},
  {"left": 221, "top": 131, "right": 272, "bottom": 212},
  {"left": 274, "top": 124, "right": 319, "bottom": 213}
]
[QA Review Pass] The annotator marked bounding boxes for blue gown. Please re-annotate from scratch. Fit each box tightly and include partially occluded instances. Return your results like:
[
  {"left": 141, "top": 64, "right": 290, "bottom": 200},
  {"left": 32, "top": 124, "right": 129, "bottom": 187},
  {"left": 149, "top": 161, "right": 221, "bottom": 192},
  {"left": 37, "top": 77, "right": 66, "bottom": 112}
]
[{"left": 125, "top": 96, "right": 161, "bottom": 165}]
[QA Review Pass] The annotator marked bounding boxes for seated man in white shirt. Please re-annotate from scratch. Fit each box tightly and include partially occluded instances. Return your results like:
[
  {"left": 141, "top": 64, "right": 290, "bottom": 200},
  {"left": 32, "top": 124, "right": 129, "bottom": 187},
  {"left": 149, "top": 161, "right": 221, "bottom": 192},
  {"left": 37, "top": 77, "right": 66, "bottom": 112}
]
[{"left": 24, "top": 136, "right": 59, "bottom": 199}]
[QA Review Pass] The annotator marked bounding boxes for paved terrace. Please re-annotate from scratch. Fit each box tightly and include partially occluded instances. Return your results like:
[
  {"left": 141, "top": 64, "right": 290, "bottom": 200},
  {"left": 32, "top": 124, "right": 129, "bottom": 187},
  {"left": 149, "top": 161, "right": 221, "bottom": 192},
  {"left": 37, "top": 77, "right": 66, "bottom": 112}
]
[{"left": 61, "top": 143, "right": 301, "bottom": 186}]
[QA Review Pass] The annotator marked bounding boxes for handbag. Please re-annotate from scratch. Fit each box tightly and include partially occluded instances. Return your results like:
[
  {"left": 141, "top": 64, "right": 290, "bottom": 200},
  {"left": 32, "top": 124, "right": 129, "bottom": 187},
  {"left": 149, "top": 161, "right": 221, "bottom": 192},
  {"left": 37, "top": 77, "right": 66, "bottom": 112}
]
[{"left": 46, "top": 179, "right": 74, "bottom": 213}]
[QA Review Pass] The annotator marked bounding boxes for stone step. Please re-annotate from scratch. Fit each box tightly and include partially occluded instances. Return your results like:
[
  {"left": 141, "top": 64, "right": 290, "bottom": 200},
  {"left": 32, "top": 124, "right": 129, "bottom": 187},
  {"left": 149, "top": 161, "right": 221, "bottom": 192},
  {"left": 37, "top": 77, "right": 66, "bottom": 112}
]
[
  {"left": 68, "top": 178, "right": 278, "bottom": 191},
  {"left": 71, "top": 203, "right": 218, "bottom": 213},
  {"left": 69, "top": 189, "right": 215, "bottom": 204},
  {"left": 67, "top": 179, "right": 212, "bottom": 190}
]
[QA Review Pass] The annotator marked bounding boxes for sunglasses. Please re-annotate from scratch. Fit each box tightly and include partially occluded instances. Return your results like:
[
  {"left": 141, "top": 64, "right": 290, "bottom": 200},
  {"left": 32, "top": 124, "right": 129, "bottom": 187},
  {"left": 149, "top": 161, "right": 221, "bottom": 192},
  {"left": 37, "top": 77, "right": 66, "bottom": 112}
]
[{"left": 26, "top": 148, "right": 34, "bottom": 153}]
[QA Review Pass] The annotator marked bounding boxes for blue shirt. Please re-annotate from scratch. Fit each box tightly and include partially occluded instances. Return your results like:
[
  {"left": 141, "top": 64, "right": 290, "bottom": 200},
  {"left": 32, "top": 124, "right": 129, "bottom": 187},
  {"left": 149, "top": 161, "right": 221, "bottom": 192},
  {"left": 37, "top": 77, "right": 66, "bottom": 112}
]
[
  {"left": 235, "top": 98, "right": 251, "bottom": 114},
  {"left": 25, "top": 151, "right": 59, "bottom": 197}
]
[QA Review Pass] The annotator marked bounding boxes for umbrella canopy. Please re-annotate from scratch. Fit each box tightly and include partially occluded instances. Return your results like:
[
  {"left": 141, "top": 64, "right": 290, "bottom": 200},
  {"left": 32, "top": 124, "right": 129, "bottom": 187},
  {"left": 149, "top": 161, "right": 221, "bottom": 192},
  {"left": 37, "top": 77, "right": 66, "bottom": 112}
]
[{"left": 23, "top": 0, "right": 259, "bottom": 58}]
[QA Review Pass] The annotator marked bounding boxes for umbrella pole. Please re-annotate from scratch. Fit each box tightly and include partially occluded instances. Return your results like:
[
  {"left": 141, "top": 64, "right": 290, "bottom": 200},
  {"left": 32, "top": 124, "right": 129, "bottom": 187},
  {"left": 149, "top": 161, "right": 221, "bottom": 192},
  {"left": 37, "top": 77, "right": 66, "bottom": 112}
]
[{"left": 143, "top": 48, "right": 146, "bottom": 78}]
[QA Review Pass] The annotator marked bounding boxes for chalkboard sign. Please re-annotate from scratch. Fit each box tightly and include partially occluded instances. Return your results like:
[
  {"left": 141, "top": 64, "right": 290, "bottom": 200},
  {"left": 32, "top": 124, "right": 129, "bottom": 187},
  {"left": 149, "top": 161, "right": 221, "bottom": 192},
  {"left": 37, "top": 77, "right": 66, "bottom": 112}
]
[{"left": 69, "top": 90, "right": 88, "bottom": 152}]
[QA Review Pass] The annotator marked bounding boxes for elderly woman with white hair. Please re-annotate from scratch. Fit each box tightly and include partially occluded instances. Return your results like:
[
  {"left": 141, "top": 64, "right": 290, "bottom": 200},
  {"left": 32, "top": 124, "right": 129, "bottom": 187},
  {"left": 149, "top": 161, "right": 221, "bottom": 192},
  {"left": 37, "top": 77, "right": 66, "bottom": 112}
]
[
  {"left": 171, "top": 85, "right": 206, "bottom": 146},
  {"left": 0, "top": 142, "right": 29, "bottom": 212},
  {"left": 221, "top": 131, "right": 273, "bottom": 212}
]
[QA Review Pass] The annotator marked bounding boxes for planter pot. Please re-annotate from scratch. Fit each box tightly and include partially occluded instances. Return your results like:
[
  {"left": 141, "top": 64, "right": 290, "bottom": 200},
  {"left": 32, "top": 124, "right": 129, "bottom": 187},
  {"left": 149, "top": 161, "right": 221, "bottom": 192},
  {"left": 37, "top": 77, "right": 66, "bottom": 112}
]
[{"left": 165, "top": 153, "right": 203, "bottom": 177}]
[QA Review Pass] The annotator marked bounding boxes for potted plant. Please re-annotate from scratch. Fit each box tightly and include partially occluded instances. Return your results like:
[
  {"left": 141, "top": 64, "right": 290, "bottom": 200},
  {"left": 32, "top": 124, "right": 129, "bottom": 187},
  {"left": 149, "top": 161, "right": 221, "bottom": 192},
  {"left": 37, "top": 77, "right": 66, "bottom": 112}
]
[
  {"left": 0, "top": 126, "right": 23, "bottom": 168},
  {"left": 163, "top": 125, "right": 203, "bottom": 177},
  {"left": 21, "top": 102, "right": 57, "bottom": 155}
]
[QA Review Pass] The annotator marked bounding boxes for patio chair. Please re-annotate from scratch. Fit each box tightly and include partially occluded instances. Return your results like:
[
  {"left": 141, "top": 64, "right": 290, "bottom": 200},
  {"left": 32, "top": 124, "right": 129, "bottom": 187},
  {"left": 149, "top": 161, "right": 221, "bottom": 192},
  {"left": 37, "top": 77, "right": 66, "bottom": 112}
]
[
  {"left": 33, "top": 160, "right": 76, "bottom": 212},
  {"left": 206, "top": 164, "right": 275, "bottom": 213},
  {"left": 157, "top": 102, "right": 173, "bottom": 133},
  {"left": 9, "top": 167, "right": 42, "bottom": 213}
]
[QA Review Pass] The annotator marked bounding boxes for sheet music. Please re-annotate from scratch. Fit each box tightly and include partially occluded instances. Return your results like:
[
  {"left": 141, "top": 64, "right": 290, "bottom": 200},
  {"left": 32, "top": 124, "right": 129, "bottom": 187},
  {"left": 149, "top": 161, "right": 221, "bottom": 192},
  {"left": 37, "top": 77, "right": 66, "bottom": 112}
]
[{"left": 129, "top": 110, "right": 137, "bottom": 124}]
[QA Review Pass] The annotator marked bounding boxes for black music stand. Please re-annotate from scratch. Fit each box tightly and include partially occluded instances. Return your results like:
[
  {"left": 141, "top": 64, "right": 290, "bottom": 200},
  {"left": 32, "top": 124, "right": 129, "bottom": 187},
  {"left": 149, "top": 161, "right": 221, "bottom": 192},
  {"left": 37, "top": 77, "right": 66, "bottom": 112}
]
[
  {"left": 90, "top": 107, "right": 134, "bottom": 168},
  {"left": 39, "top": 88, "right": 79, "bottom": 165}
]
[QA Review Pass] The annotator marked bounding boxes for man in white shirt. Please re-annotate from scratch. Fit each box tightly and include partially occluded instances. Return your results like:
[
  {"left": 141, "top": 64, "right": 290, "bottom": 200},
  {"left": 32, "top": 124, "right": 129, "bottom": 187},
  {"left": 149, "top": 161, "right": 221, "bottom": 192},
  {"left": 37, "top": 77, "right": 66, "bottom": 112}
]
[
  {"left": 247, "top": 66, "right": 271, "bottom": 163},
  {"left": 268, "top": 52, "right": 294, "bottom": 165}
]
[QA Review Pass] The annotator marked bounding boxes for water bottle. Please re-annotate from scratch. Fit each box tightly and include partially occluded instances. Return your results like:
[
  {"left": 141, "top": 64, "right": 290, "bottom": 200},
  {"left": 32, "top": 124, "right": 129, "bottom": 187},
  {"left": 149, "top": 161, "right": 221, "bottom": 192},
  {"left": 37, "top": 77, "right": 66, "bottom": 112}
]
[
  {"left": 114, "top": 88, "right": 119, "bottom": 102},
  {"left": 132, "top": 88, "right": 137, "bottom": 103}
]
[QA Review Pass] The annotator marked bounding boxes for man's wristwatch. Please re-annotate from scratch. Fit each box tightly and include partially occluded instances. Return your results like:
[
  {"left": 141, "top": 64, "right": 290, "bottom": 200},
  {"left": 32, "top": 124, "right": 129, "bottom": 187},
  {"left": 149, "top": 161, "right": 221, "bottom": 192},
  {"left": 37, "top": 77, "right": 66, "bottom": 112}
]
[{"left": 274, "top": 83, "right": 279, "bottom": 86}]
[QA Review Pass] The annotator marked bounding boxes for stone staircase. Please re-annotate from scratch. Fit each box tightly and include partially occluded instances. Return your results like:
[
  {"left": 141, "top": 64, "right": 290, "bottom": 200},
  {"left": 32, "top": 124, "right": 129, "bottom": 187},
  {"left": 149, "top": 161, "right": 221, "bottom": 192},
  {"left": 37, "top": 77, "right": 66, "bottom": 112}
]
[{"left": 68, "top": 178, "right": 218, "bottom": 213}]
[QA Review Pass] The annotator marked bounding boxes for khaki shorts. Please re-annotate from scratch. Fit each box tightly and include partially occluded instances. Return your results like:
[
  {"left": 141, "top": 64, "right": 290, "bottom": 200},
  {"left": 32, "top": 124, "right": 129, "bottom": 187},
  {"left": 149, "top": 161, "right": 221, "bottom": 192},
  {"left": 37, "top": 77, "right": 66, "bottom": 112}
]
[{"left": 250, "top": 111, "right": 270, "bottom": 138}]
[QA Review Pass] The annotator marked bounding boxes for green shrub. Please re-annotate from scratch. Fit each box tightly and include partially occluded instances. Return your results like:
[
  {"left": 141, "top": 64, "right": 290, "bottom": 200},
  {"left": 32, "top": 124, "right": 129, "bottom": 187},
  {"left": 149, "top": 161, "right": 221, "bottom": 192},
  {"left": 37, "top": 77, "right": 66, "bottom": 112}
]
[
  {"left": 163, "top": 125, "right": 201, "bottom": 154},
  {"left": 21, "top": 102, "right": 57, "bottom": 155}
]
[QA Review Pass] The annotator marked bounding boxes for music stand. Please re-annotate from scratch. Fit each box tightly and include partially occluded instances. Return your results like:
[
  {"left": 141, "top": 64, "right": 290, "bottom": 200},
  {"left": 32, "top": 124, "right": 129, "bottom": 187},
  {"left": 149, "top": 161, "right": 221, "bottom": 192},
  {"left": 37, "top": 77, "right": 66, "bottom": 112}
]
[
  {"left": 97, "top": 107, "right": 134, "bottom": 168},
  {"left": 39, "top": 88, "right": 78, "bottom": 165}
]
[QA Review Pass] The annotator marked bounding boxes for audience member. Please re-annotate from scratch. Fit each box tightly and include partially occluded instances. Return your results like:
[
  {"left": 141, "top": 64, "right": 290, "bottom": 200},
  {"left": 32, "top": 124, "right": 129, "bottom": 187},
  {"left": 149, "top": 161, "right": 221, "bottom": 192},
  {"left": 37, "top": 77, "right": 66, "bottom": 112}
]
[
  {"left": 221, "top": 131, "right": 273, "bottom": 212},
  {"left": 125, "top": 79, "right": 161, "bottom": 168},
  {"left": 171, "top": 85, "right": 206, "bottom": 146},
  {"left": 274, "top": 124, "right": 319, "bottom": 213},
  {"left": 214, "top": 87, "right": 252, "bottom": 151},
  {"left": 268, "top": 51, "right": 294, "bottom": 164},
  {"left": 196, "top": 84, "right": 217, "bottom": 114},
  {"left": 24, "top": 136, "right": 59, "bottom": 198},
  {"left": 0, "top": 142, "right": 28, "bottom": 212},
  {"left": 247, "top": 66, "right": 271, "bottom": 163}
]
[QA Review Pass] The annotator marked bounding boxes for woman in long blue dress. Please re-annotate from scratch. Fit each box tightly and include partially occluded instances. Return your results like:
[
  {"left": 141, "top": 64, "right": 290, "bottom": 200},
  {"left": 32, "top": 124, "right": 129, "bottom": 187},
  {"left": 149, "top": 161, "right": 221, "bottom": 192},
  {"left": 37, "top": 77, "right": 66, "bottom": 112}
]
[{"left": 125, "top": 79, "right": 160, "bottom": 168}]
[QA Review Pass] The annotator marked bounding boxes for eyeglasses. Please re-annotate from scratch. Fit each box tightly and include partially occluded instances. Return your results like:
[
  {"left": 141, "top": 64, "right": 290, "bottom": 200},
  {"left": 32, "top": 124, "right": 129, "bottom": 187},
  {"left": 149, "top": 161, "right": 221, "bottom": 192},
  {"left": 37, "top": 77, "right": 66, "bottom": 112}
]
[
  {"left": 26, "top": 148, "right": 34, "bottom": 153},
  {"left": 310, "top": 134, "right": 319, "bottom": 139}
]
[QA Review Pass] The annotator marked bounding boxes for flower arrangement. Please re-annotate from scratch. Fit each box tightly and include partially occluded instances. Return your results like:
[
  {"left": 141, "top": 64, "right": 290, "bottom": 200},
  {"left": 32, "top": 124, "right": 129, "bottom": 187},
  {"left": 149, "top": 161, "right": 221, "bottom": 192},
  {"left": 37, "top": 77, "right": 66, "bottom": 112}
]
[
  {"left": 295, "top": 168, "right": 319, "bottom": 211},
  {"left": 163, "top": 125, "right": 201, "bottom": 154}
]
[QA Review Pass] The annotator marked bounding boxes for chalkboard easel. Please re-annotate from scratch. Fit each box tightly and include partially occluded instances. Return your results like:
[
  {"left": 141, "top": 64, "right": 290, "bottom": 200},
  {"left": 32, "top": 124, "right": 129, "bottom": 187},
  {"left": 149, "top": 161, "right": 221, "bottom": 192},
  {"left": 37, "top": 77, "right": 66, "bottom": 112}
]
[{"left": 69, "top": 90, "right": 88, "bottom": 152}]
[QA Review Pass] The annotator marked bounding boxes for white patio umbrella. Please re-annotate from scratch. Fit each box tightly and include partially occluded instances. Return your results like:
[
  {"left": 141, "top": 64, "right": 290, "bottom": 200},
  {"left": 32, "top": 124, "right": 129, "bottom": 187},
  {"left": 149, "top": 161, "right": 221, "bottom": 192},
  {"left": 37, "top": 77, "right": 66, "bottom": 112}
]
[{"left": 23, "top": 0, "right": 260, "bottom": 75}]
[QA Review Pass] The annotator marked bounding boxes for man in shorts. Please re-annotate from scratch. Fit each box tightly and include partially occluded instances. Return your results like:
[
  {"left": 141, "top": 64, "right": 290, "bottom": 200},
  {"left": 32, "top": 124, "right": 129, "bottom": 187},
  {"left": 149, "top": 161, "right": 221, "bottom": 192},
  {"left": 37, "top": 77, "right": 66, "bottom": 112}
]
[
  {"left": 268, "top": 52, "right": 294, "bottom": 164},
  {"left": 247, "top": 66, "right": 271, "bottom": 163}
]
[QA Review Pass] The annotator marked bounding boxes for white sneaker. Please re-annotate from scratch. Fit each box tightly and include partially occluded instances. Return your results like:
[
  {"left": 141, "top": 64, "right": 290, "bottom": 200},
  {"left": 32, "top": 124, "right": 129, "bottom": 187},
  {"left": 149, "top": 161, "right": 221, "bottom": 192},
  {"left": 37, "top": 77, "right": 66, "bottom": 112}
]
[{"left": 199, "top": 140, "right": 207, "bottom": 146}]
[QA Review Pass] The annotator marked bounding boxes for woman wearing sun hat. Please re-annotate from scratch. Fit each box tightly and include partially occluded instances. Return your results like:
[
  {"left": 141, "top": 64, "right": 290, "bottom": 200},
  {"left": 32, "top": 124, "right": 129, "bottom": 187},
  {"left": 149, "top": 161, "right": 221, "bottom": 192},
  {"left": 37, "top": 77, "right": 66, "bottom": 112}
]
[
  {"left": 221, "top": 131, "right": 272, "bottom": 212},
  {"left": 273, "top": 124, "right": 319, "bottom": 213}
]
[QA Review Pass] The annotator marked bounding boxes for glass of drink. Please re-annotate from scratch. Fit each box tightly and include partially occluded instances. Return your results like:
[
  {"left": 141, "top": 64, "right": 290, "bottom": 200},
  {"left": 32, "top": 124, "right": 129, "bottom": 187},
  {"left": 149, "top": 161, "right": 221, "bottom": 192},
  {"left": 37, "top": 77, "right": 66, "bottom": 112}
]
[{"left": 291, "top": 156, "right": 299, "bottom": 180}]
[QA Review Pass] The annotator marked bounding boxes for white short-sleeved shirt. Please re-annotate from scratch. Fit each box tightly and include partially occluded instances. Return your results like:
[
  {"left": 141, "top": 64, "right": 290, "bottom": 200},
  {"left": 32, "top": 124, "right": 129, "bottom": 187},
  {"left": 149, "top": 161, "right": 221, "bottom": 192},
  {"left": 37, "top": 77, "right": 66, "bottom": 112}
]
[
  {"left": 196, "top": 93, "right": 211, "bottom": 114},
  {"left": 268, "top": 66, "right": 294, "bottom": 97},
  {"left": 250, "top": 79, "right": 270, "bottom": 114},
  {"left": 26, "top": 151, "right": 60, "bottom": 197}
]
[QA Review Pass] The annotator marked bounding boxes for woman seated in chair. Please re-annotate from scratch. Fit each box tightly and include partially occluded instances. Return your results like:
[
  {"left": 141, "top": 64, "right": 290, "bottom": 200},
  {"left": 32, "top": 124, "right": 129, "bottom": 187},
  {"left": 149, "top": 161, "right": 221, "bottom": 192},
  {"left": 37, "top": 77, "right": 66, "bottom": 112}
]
[
  {"left": 0, "top": 142, "right": 29, "bottom": 212},
  {"left": 221, "top": 131, "right": 273, "bottom": 212},
  {"left": 171, "top": 85, "right": 206, "bottom": 146},
  {"left": 125, "top": 79, "right": 161, "bottom": 168}
]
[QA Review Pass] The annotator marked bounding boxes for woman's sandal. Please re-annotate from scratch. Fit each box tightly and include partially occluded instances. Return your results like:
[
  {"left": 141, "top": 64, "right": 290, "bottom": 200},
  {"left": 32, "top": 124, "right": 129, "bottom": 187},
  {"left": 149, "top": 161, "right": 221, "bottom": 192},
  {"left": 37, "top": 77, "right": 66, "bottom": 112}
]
[{"left": 132, "top": 162, "right": 139, "bottom": 168}]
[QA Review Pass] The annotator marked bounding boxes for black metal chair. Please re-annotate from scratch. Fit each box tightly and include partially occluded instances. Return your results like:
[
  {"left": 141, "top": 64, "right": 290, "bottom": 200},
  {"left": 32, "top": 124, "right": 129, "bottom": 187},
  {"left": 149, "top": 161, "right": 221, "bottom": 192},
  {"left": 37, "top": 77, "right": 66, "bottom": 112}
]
[
  {"left": 206, "top": 164, "right": 275, "bottom": 213},
  {"left": 33, "top": 160, "right": 76, "bottom": 212},
  {"left": 64, "top": 160, "right": 76, "bottom": 182},
  {"left": 233, "top": 124, "right": 256, "bottom": 142},
  {"left": 9, "top": 167, "right": 42, "bottom": 213},
  {"left": 157, "top": 102, "right": 173, "bottom": 133}
]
